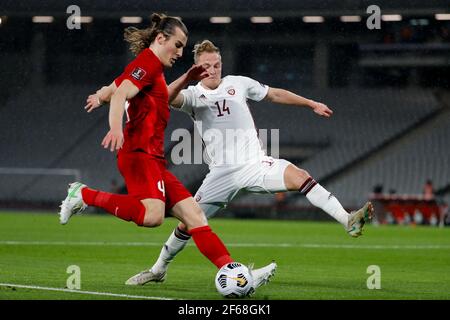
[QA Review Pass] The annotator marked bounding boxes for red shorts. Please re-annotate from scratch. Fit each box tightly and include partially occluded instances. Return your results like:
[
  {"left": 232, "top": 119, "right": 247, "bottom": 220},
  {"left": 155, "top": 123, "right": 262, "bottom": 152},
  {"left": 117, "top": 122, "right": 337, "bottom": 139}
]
[{"left": 117, "top": 151, "right": 192, "bottom": 210}]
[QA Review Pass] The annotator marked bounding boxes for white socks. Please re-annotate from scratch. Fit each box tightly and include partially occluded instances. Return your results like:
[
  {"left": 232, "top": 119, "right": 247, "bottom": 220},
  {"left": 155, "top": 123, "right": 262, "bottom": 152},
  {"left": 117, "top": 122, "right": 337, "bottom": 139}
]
[
  {"left": 305, "top": 183, "right": 349, "bottom": 226},
  {"left": 151, "top": 228, "right": 190, "bottom": 274}
]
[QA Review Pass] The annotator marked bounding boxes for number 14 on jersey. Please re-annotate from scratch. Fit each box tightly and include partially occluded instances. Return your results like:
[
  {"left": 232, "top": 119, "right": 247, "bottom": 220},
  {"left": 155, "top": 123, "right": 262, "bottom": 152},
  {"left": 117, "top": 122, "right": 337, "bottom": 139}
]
[{"left": 215, "top": 100, "right": 230, "bottom": 117}]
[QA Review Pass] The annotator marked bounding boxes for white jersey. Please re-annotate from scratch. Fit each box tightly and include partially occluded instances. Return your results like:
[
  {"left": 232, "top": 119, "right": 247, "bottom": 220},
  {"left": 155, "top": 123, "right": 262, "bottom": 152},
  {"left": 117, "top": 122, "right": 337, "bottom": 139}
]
[{"left": 178, "top": 75, "right": 269, "bottom": 167}]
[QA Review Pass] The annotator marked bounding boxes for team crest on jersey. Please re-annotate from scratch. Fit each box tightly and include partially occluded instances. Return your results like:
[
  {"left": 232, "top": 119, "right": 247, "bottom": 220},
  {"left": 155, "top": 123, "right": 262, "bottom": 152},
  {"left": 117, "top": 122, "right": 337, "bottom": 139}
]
[
  {"left": 131, "top": 67, "right": 146, "bottom": 80},
  {"left": 262, "top": 159, "right": 274, "bottom": 166},
  {"left": 226, "top": 87, "right": 236, "bottom": 96}
]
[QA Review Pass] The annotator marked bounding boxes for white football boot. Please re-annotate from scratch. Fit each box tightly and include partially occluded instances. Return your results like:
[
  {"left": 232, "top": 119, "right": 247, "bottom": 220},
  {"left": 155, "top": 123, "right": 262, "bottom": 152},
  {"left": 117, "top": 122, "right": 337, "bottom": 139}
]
[
  {"left": 125, "top": 269, "right": 166, "bottom": 285},
  {"left": 59, "top": 182, "right": 87, "bottom": 225},
  {"left": 347, "top": 202, "right": 374, "bottom": 237},
  {"left": 249, "top": 261, "right": 277, "bottom": 289}
]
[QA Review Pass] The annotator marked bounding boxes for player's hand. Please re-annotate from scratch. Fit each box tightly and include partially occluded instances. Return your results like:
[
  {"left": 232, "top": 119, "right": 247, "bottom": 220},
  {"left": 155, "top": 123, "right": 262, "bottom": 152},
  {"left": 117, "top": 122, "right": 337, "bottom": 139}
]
[
  {"left": 186, "top": 64, "right": 208, "bottom": 82},
  {"left": 311, "top": 101, "right": 333, "bottom": 118},
  {"left": 101, "top": 129, "right": 124, "bottom": 152},
  {"left": 85, "top": 94, "right": 103, "bottom": 113}
]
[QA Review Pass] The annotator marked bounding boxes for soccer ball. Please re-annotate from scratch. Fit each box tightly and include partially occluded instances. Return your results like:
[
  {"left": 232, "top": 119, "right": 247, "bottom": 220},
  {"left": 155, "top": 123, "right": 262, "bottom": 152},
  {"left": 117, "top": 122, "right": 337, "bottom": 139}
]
[{"left": 215, "top": 262, "right": 254, "bottom": 298}]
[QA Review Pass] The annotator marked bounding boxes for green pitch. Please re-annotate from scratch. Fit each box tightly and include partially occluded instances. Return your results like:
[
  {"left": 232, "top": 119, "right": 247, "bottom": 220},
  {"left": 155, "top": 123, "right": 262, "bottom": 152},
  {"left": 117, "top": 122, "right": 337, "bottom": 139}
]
[{"left": 0, "top": 211, "right": 449, "bottom": 300}]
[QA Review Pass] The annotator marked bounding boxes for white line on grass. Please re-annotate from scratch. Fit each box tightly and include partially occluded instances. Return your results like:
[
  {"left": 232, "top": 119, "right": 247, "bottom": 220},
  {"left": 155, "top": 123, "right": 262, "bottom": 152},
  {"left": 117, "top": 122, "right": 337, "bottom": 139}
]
[
  {"left": 0, "top": 283, "right": 175, "bottom": 300},
  {"left": 0, "top": 240, "right": 449, "bottom": 250}
]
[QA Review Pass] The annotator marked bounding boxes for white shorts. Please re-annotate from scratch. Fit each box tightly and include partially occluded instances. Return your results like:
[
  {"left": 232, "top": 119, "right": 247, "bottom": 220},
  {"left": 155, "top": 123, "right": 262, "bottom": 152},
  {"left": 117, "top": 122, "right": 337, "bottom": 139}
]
[{"left": 194, "top": 156, "right": 292, "bottom": 217}]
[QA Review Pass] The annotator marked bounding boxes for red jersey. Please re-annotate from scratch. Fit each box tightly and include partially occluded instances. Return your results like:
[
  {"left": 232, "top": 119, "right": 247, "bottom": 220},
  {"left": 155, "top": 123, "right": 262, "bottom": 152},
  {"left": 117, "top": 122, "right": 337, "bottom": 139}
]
[{"left": 114, "top": 48, "right": 169, "bottom": 158}]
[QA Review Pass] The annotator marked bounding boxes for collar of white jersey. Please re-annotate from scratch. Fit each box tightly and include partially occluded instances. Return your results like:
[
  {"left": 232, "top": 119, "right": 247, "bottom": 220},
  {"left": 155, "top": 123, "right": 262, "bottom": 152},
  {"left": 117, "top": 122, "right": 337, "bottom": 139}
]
[{"left": 196, "top": 78, "right": 225, "bottom": 95}]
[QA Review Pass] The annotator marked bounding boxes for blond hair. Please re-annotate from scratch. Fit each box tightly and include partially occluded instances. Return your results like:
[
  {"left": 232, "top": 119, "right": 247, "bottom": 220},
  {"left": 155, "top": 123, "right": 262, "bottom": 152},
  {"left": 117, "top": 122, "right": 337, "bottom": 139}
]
[
  {"left": 193, "top": 40, "right": 221, "bottom": 64},
  {"left": 124, "top": 13, "right": 188, "bottom": 56}
]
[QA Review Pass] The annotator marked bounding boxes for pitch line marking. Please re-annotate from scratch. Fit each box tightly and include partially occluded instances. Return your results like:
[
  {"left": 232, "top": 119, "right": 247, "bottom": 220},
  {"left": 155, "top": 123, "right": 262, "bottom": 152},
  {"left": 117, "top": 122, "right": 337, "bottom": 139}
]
[
  {"left": 0, "top": 283, "right": 176, "bottom": 300},
  {"left": 0, "top": 240, "right": 449, "bottom": 250}
]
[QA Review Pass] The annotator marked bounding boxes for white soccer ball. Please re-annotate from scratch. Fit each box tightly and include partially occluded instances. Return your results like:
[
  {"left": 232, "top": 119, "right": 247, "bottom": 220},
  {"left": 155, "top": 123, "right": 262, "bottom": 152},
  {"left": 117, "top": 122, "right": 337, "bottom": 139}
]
[{"left": 215, "top": 262, "right": 254, "bottom": 298}]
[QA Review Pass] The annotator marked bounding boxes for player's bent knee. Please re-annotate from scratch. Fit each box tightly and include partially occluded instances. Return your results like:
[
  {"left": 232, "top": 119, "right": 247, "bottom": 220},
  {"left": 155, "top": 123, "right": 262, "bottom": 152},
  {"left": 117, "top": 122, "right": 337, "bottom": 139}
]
[
  {"left": 142, "top": 210, "right": 164, "bottom": 227},
  {"left": 285, "top": 165, "right": 312, "bottom": 190},
  {"left": 297, "top": 168, "right": 310, "bottom": 180},
  {"left": 140, "top": 199, "right": 165, "bottom": 228}
]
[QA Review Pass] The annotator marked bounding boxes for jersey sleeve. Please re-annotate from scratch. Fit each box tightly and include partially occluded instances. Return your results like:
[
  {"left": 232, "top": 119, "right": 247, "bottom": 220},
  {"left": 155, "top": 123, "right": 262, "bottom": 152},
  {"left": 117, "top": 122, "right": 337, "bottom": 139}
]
[
  {"left": 241, "top": 76, "right": 269, "bottom": 102},
  {"left": 177, "top": 87, "right": 196, "bottom": 115},
  {"left": 114, "top": 56, "right": 156, "bottom": 91}
]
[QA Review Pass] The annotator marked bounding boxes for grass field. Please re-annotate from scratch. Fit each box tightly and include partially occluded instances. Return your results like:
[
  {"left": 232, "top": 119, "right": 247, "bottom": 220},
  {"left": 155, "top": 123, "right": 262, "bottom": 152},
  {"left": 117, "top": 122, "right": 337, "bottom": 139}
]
[{"left": 1, "top": 211, "right": 449, "bottom": 300}]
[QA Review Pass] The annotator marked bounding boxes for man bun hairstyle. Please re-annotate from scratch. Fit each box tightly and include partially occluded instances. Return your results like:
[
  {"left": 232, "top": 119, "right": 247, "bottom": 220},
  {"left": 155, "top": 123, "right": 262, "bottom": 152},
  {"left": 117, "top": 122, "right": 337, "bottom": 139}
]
[{"left": 124, "top": 13, "right": 188, "bottom": 56}]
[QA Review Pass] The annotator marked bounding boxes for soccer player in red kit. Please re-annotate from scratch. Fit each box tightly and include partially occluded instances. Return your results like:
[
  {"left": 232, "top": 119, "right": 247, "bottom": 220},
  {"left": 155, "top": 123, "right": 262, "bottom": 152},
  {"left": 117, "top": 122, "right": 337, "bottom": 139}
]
[{"left": 59, "top": 13, "right": 275, "bottom": 290}]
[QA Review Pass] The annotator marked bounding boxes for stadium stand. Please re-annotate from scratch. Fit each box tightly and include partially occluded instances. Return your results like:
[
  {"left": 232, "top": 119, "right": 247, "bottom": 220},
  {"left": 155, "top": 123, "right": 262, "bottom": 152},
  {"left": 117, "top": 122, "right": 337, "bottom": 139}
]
[
  {"left": 324, "top": 97, "right": 450, "bottom": 207},
  {"left": 1, "top": 2, "right": 449, "bottom": 221}
]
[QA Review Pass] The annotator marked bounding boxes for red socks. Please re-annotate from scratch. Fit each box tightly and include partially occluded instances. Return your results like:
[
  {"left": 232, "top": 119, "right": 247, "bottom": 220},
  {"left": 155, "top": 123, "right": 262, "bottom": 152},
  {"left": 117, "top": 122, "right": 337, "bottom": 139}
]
[
  {"left": 189, "top": 225, "right": 234, "bottom": 268},
  {"left": 81, "top": 187, "right": 146, "bottom": 226}
]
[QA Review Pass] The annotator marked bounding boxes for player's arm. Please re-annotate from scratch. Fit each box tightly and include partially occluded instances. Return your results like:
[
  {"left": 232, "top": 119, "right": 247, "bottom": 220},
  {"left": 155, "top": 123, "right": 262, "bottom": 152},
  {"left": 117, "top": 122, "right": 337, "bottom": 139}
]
[
  {"left": 264, "top": 87, "right": 333, "bottom": 118},
  {"left": 101, "top": 80, "right": 139, "bottom": 152},
  {"left": 85, "top": 82, "right": 117, "bottom": 113},
  {"left": 168, "top": 64, "right": 207, "bottom": 108}
]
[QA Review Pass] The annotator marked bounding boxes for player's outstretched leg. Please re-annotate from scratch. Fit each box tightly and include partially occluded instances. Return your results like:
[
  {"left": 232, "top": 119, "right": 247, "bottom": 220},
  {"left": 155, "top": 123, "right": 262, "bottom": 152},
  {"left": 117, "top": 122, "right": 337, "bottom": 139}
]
[
  {"left": 59, "top": 182, "right": 88, "bottom": 224},
  {"left": 347, "top": 202, "right": 374, "bottom": 237},
  {"left": 59, "top": 182, "right": 148, "bottom": 226},
  {"left": 285, "top": 165, "right": 373, "bottom": 238},
  {"left": 303, "top": 179, "right": 373, "bottom": 237}
]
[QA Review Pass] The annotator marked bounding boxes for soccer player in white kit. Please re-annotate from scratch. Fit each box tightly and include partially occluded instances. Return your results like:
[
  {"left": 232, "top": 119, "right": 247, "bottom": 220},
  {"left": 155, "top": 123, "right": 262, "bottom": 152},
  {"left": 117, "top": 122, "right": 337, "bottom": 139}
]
[{"left": 124, "top": 40, "right": 374, "bottom": 285}]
